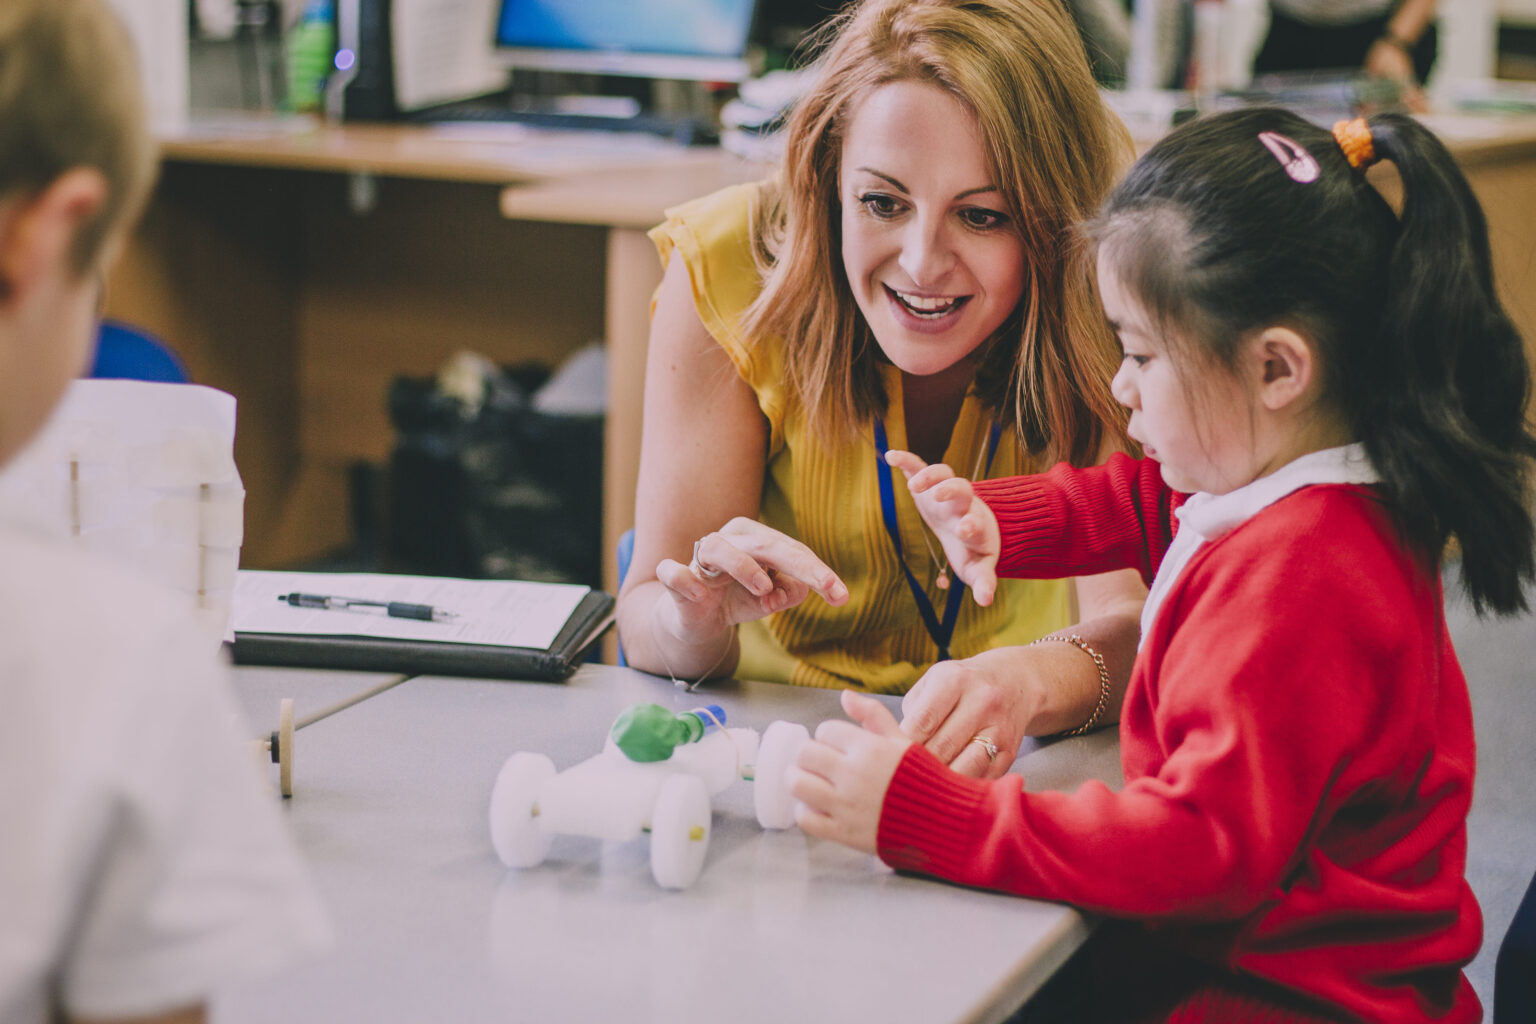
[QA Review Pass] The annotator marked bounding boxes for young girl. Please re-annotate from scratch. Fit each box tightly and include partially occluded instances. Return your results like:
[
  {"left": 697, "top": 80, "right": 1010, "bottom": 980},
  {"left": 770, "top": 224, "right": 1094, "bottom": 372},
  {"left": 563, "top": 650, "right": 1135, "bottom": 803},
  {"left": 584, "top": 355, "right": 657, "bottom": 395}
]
[{"left": 790, "top": 107, "right": 1535, "bottom": 1022}]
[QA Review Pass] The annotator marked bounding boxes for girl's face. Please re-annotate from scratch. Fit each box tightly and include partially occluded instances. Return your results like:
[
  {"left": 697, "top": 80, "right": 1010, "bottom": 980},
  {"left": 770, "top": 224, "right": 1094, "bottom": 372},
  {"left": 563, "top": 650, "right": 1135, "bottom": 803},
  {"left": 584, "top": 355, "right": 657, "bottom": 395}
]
[
  {"left": 1100, "top": 250, "right": 1259, "bottom": 495},
  {"left": 839, "top": 80, "right": 1026, "bottom": 378}
]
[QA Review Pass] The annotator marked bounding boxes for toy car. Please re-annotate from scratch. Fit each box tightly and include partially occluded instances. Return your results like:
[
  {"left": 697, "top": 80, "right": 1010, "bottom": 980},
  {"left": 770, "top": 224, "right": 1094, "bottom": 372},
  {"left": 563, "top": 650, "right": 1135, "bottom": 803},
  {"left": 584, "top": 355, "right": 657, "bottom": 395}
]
[{"left": 488, "top": 704, "right": 810, "bottom": 889}]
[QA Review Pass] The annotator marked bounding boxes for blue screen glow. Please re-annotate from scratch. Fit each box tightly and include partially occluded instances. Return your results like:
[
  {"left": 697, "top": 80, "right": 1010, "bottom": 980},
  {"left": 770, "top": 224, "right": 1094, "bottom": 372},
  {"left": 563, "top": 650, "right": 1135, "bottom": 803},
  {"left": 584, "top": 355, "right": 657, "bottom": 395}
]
[{"left": 496, "top": 0, "right": 757, "bottom": 58}]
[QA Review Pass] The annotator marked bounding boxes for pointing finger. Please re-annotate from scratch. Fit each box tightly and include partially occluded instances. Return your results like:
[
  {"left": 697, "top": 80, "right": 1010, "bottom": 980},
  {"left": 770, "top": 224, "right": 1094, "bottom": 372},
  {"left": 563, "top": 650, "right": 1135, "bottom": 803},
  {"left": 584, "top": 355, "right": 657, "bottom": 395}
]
[{"left": 884, "top": 449, "right": 928, "bottom": 478}]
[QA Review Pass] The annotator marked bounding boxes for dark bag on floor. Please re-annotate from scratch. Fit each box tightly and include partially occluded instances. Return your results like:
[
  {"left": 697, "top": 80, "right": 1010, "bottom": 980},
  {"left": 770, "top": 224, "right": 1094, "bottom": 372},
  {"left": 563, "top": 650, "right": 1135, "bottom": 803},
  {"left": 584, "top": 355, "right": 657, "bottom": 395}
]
[{"left": 383, "top": 360, "right": 602, "bottom": 586}]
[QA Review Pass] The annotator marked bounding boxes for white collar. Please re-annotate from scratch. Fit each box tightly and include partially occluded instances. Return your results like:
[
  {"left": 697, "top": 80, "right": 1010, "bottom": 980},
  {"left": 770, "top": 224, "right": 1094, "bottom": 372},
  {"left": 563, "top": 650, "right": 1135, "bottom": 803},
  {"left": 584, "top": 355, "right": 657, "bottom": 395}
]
[
  {"left": 1138, "top": 443, "right": 1379, "bottom": 649},
  {"left": 1174, "top": 443, "right": 1380, "bottom": 543}
]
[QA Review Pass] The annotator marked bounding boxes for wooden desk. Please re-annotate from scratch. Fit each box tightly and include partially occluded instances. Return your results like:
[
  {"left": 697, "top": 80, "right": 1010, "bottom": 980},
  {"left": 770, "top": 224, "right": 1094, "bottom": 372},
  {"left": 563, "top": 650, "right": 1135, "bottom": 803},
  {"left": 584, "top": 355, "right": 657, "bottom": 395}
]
[
  {"left": 107, "top": 114, "right": 766, "bottom": 585},
  {"left": 221, "top": 663, "right": 1123, "bottom": 1024},
  {"left": 108, "top": 112, "right": 1536, "bottom": 593}
]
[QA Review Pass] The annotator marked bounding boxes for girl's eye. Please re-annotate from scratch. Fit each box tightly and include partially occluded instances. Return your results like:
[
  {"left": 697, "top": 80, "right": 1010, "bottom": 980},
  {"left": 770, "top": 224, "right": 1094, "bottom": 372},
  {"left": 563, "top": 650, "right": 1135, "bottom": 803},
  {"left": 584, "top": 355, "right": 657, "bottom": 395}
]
[
  {"left": 858, "top": 193, "right": 903, "bottom": 218},
  {"left": 959, "top": 207, "right": 1009, "bottom": 231},
  {"left": 1122, "top": 353, "right": 1150, "bottom": 368}
]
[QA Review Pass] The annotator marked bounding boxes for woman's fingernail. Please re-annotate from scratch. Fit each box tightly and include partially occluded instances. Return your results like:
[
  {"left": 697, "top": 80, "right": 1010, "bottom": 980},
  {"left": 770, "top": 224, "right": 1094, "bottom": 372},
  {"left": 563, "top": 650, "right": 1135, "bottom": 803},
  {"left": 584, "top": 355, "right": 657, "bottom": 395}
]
[{"left": 753, "top": 573, "right": 772, "bottom": 595}]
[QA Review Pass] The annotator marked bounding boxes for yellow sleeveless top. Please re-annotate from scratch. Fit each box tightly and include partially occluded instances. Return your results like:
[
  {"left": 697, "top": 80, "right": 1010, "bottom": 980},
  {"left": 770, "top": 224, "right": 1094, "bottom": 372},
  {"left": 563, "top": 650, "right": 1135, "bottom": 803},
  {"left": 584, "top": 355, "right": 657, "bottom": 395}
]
[{"left": 650, "top": 182, "right": 1070, "bottom": 693}]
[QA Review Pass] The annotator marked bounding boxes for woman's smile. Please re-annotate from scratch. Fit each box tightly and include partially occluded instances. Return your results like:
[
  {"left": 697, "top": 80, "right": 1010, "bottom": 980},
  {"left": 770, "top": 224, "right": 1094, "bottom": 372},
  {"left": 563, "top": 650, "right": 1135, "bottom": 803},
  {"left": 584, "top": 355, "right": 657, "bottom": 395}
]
[{"left": 884, "top": 285, "right": 973, "bottom": 330}]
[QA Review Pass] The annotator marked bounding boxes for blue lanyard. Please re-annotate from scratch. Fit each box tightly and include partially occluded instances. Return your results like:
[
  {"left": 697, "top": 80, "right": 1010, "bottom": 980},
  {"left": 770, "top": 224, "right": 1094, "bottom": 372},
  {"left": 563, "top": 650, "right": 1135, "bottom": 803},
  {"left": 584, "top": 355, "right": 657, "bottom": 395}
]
[{"left": 873, "top": 416, "right": 1002, "bottom": 660}]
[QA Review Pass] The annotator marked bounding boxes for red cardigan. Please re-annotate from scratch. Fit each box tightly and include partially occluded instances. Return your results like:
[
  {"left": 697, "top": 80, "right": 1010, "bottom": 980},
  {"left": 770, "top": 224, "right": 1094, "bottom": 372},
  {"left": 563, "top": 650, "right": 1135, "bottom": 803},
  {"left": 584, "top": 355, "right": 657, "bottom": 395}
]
[{"left": 877, "top": 455, "right": 1482, "bottom": 1022}]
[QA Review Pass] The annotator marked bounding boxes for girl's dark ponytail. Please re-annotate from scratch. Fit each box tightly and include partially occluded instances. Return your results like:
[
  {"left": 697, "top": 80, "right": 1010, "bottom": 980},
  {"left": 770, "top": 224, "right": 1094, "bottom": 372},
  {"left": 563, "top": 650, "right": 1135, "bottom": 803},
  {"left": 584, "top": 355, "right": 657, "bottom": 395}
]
[{"left": 1358, "top": 113, "right": 1536, "bottom": 615}]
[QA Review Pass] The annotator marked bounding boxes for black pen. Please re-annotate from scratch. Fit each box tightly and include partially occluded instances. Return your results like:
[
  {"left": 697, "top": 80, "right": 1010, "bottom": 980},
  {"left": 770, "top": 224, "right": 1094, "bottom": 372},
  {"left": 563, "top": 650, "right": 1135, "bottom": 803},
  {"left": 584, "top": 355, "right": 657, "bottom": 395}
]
[{"left": 278, "top": 592, "right": 457, "bottom": 622}]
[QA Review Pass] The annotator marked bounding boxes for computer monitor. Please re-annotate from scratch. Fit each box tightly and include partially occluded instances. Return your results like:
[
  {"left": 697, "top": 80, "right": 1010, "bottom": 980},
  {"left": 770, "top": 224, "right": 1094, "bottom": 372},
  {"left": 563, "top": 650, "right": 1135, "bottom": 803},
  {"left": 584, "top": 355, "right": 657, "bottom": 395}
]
[{"left": 493, "top": 0, "right": 761, "bottom": 83}]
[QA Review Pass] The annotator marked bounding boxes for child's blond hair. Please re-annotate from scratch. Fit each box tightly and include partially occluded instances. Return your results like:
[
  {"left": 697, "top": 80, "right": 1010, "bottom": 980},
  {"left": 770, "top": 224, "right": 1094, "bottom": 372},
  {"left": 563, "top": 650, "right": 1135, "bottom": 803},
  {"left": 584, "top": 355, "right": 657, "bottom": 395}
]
[{"left": 0, "top": 0, "right": 157, "bottom": 273}]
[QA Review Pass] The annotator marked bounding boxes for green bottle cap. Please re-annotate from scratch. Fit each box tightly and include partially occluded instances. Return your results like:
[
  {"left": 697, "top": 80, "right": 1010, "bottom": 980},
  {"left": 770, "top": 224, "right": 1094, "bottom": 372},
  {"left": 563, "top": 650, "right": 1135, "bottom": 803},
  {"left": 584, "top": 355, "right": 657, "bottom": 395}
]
[{"left": 610, "top": 703, "right": 699, "bottom": 762}]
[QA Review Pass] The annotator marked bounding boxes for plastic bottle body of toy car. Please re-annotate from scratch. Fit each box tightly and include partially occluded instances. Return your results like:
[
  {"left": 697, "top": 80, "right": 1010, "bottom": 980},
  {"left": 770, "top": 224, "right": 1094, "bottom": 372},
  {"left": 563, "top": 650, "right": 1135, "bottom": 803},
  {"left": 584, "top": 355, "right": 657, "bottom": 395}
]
[{"left": 489, "top": 727, "right": 760, "bottom": 889}]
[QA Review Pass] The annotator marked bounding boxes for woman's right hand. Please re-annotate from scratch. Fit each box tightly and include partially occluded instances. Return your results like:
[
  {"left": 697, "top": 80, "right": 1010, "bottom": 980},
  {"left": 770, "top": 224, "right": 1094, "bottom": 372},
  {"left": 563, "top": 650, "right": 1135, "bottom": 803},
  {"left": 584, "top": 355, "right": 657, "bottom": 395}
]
[{"left": 654, "top": 517, "right": 848, "bottom": 644}]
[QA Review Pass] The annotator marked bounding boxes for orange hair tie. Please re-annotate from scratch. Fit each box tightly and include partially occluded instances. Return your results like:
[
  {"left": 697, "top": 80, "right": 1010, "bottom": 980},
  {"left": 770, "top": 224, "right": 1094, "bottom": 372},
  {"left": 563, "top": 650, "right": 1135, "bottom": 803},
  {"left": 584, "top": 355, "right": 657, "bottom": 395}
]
[{"left": 1332, "top": 118, "right": 1377, "bottom": 170}]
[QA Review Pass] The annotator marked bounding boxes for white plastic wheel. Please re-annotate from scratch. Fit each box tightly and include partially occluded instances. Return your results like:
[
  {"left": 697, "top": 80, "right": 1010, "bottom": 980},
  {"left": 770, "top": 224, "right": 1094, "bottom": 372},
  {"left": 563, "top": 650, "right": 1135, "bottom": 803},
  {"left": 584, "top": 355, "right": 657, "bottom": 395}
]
[
  {"left": 489, "top": 752, "right": 557, "bottom": 868},
  {"left": 649, "top": 774, "right": 711, "bottom": 890},
  {"left": 753, "top": 720, "right": 809, "bottom": 830}
]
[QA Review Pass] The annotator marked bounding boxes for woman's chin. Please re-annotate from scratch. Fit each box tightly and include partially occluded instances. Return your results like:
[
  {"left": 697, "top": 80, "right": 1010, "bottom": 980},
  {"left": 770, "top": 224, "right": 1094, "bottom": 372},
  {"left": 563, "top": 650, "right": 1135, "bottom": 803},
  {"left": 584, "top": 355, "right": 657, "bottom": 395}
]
[{"left": 870, "top": 330, "right": 991, "bottom": 379}]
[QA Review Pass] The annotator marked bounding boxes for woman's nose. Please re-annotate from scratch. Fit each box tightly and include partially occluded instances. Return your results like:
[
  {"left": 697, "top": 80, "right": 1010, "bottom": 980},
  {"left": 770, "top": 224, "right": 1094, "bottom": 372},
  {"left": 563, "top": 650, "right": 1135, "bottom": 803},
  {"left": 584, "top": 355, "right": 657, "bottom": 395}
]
[
  {"left": 1110, "top": 360, "right": 1136, "bottom": 408},
  {"left": 898, "top": 216, "right": 955, "bottom": 286}
]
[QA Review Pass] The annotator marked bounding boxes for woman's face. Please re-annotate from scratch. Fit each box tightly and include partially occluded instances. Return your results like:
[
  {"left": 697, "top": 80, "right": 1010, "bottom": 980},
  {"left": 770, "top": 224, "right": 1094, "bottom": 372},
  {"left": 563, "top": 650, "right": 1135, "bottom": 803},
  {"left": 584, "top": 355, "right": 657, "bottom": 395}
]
[{"left": 839, "top": 80, "right": 1026, "bottom": 378}]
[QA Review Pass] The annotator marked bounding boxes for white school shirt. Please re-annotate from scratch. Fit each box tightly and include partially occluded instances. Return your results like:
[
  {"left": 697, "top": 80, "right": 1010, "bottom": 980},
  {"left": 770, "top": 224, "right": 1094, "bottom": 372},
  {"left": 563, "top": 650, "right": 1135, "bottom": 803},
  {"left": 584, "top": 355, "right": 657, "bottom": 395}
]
[
  {"left": 1140, "top": 444, "right": 1381, "bottom": 649},
  {"left": 0, "top": 525, "right": 332, "bottom": 1023}
]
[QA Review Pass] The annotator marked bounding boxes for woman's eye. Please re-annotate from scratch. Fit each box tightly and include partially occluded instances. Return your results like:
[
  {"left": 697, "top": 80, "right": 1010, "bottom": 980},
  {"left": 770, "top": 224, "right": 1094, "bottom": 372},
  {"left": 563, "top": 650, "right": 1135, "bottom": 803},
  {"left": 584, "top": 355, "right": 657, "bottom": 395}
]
[
  {"left": 858, "top": 193, "right": 902, "bottom": 218},
  {"left": 1122, "top": 353, "right": 1150, "bottom": 368},
  {"left": 960, "top": 207, "right": 1008, "bottom": 230}
]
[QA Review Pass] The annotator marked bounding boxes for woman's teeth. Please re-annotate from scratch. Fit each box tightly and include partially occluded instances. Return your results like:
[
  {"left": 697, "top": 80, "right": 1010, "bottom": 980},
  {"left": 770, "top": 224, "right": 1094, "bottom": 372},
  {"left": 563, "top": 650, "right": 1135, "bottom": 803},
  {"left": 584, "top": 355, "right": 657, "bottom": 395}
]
[{"left": 895, "top": 290, "right": 960, "bottom": 318}]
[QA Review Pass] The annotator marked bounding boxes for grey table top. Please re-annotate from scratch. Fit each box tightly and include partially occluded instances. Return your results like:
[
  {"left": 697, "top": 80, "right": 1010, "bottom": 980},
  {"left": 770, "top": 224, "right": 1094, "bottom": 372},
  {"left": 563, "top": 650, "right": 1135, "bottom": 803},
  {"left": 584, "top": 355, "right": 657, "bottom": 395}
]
[{"left": 217, "top": 663, "right": 1122, "bottom": 1024}]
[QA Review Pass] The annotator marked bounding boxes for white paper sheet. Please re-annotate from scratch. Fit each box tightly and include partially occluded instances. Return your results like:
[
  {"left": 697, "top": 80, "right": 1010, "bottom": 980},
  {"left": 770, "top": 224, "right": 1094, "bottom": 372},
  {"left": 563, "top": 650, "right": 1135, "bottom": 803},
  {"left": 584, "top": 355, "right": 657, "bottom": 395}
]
[
  {"left": 0, "top": 380, "right": 243, "bottom": 646},
  {"left": 106, "top": 0, "right": 189, "bottom": 134},
  {"left": 391, "top": 0, "right": 505, "bottom": 111},
  {"left": 233, "top": 570, "right": 589, "bottom": 650}
]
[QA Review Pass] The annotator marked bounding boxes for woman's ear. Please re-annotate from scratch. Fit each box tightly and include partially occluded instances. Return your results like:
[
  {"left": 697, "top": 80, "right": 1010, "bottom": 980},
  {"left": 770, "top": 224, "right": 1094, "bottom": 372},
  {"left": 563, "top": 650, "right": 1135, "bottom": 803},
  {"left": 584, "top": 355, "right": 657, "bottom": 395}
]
[
  {"left": 0, "top": 168, "right": 108, "bottom": 308},
  {"left": 1249, "top": 326, "right": 1317, "bottom": 412}
]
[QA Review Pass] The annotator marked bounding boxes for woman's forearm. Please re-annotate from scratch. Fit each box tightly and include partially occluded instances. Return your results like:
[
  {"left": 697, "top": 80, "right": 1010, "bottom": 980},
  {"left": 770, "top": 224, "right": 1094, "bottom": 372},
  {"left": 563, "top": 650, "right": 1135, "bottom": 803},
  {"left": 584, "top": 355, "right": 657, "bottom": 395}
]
[
  {"left": 1385, "top": 0, "right": 1436, "bottom": 48},
  {"left": 1025, "top": 611, "right": 1139, "bottom": 734},
  {"left": 1027, "top": 566, "right": 1145, "bottom": 734},
  {"left": 616, "top": 579, "right": 740, "bottom": 682}
]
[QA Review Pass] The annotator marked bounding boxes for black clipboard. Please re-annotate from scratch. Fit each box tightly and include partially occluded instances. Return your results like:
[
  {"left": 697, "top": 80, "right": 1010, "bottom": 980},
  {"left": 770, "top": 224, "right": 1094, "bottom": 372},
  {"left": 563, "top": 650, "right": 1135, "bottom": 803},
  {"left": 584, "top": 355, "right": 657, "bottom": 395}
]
[{"left": 230, "top": 589, "right": 615, "bottom": 682}]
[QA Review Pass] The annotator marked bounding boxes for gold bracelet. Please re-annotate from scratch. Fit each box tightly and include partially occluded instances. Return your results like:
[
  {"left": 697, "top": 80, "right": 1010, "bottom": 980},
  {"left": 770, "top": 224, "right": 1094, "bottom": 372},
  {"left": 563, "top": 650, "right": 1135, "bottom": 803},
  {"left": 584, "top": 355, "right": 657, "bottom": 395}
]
[{"left": 1031, "top": 633, "right": 1111, "bottom": 737}]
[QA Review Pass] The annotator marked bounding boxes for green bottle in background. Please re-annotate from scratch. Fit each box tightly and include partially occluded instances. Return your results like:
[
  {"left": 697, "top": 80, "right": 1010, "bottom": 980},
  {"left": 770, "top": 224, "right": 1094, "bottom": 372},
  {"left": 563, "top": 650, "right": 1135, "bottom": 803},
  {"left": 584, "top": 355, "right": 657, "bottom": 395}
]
[{"left": 287, "top": 0, "right": 335, "bottom": 113}]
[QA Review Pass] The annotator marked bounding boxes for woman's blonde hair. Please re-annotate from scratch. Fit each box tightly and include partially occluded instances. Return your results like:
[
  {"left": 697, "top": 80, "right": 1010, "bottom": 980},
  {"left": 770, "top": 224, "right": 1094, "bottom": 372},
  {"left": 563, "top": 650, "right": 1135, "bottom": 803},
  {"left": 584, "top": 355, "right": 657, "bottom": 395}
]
[
  {"left": 0, "top": 0, "right": 156, "bottom": 274},
  {"left": 740, "top": 0, "right": 1130, "bottom": 466}
]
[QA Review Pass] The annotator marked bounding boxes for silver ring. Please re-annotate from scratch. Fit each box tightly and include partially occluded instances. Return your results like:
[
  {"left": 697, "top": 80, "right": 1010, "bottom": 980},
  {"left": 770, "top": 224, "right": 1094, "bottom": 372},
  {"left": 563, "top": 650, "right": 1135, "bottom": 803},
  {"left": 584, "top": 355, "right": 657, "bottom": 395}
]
[
  {"left": 690, "top": 538, "right": 724, "bottom": 579},
  {"left": 969, "top": 734, "right": 999, "bottom": 762}
]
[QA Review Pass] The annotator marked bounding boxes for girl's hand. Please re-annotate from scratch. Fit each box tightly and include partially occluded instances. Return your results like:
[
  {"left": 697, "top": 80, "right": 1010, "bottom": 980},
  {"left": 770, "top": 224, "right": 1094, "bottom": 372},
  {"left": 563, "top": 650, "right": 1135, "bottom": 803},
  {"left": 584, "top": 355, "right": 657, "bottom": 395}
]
[
  {"left": 900, "top": 648, "right": 1043, "bottom": 779},
  {"left": 883, "top": 450, "right": 1001, "bottom": 606},
  {"left": 653, "top": 517, "right": 848, "bottom": 644},
  {"left": 791, "top": 690, "right": 912, "bottom": 854}
]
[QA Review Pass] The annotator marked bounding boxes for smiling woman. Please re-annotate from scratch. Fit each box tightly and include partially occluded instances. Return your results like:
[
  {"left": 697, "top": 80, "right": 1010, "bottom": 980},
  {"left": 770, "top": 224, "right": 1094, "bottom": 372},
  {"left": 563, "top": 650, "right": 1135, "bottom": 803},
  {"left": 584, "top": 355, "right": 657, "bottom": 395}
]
[{"left": 616, "top": 0, "right": 1148, "bottom": 778}]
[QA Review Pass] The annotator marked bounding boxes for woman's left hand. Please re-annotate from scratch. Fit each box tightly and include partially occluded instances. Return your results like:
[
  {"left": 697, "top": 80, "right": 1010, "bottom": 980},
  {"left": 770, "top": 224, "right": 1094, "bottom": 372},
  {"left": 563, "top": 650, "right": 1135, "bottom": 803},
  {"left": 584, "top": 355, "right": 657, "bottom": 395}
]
[{"left": 899, "top": 647, "right": 1044, "bottom": 779}]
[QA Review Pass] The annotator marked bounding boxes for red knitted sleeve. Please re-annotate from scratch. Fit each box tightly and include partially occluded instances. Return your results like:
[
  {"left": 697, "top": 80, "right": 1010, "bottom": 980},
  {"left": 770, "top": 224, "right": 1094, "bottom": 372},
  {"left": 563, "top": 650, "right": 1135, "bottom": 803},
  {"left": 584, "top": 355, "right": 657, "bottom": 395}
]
[{"left": 971, "top": 453, "right": 1179, "bottom": 586}]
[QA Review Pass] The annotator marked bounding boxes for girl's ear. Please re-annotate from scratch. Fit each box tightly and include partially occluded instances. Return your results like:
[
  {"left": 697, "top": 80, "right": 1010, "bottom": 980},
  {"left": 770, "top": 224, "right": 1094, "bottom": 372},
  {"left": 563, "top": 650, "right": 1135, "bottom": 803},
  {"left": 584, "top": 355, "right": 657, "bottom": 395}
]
[
  {"left": 1250, "top": 326, "right": 1317, "bottom": 412},
  {"left": 0, "top": 169, "right": 108, "bottom": 308}
]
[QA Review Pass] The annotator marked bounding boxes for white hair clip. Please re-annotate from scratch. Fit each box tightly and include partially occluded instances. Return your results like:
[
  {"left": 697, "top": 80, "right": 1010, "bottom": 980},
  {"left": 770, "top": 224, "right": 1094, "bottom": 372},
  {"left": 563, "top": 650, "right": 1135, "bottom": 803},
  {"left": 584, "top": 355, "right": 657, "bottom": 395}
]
[{"left": 1258, "top": 131, "right": 1320, "bottom": 183}]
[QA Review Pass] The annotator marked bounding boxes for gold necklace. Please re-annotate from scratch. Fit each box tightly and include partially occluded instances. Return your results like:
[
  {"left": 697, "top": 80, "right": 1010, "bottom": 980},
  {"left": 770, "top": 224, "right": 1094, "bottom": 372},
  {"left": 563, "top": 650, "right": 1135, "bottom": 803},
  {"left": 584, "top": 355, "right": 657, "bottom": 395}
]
[
  {"left": 917, "top": 523, "right": 951, "bottom": 591},
  {"left": 911, "top": 428, "right": 995, "bottom": 592}
]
